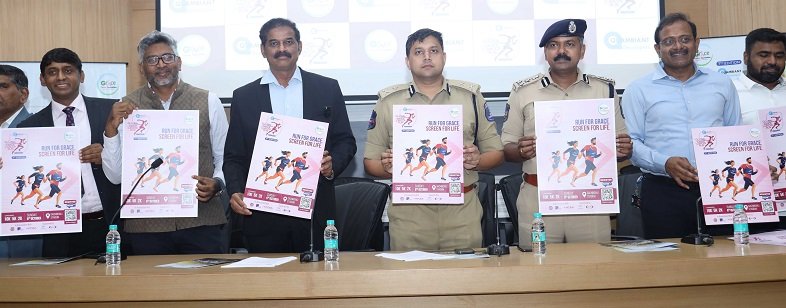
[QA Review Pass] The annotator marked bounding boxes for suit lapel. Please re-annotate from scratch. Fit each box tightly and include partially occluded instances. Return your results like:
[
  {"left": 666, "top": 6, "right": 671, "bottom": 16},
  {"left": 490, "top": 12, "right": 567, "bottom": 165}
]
[
  {"left": 257, "top": 82, "right": 273, "bottom": 114},
  {"left": 300, "top": 70, "right": 318, "bottom": 121},
  {"left": 40, "top": 104, "right": 55, "bottom": 127},
  {"left": 83, "top": 97, "right": 102, "bottom": 144}
]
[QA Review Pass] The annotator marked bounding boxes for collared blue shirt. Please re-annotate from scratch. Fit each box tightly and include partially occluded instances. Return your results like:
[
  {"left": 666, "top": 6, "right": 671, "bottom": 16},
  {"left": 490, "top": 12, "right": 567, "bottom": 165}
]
[
  {"left": 622, "top": 62, "right": 742, "bottom": 176},
  {"left": 261, "top": 67, "right": 303, "bottom": 118}
]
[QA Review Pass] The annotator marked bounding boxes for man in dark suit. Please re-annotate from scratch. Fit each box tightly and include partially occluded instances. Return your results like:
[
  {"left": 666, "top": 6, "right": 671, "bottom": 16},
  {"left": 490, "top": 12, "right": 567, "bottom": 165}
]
[
  {"left": 18, "top": 48, "right": 121, "bottom": 258},
  {"left": 224, "top": 18, "right": 356, "bottom": 253},
  {"left": 0, "top": 64, "right": 38, "bottom": 258}
]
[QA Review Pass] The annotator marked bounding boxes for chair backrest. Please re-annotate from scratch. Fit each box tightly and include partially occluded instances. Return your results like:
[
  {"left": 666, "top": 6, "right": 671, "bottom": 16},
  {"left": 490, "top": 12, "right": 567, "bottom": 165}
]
[
  {"left": 333, "top": 176, "right": 376, "bottom": 186},
  {"left": 477, "top": 172, "right": 497, "bottom": 246},
  {"left": 497, "top": 172, "right": 523, "bottom": 245},
  {"left": 334, "top": 180, "right": 390, "bottom": 251},
  {"left": 616, "top": 168, "right": 645, "bottom": 238}
]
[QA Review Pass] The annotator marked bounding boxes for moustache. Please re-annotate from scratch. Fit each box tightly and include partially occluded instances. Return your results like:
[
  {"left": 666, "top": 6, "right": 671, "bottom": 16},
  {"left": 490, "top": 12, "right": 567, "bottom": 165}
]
[
  {"left": 553, "top": 54, "right": 571, "bottom": 62},
  {"left": 274, "top": 51, "right": 292, "bottom": 58},
  {"left": 761, "top": 64, "right": 780, "bottom": 71},
  {"left": 669, "top": 48, "right": 689, "bottom": 56}
]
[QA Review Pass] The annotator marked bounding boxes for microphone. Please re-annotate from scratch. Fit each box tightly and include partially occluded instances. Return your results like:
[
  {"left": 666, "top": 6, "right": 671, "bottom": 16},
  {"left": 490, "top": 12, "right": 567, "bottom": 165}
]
[
  {"left": 299, "top": 215, "right": 323, "bottom": 262},
  {"left": 109, "top": 157, "right": 164, "bottom": 225},
  {"left": 323, "top": 106, "right": 332, "bottom": 118},
  {"left": 681, "top": 196, "right": 714, "bottom": 246},
  {"left": 487, "top": 183, "right": 510, "bottom": 256}
]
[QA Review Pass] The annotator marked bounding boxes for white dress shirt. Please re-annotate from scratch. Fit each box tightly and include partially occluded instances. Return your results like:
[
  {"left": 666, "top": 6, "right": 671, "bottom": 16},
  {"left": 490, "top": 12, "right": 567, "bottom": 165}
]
[
  {"left": 261, "top": 67, "right": 303, "bottom": 118},
  {"left": 1, "top": 107, "right": 25, "bottom": 128},
  {"left": 734, "top": 73, "right": 786, "bottom": 125},
  {"left": 50, "top": 95, "right": 103, "bottom": 213},
  {"left": 102, "top": 85, "right": 228, "bottom": 185}
]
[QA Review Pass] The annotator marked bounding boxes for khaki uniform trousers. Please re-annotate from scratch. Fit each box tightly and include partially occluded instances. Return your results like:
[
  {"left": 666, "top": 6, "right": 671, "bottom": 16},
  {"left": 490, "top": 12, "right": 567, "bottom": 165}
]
[
  {"left": 389, "top": 187, "right": 483, "bottom": 251},
  {"left": 517, "top": 181, "right": 610, "bottom": 247}
]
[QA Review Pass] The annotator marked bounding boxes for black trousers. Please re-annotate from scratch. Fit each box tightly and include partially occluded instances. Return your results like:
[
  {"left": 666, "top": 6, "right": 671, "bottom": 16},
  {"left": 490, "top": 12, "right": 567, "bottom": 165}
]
[
  {"left": 640, "top": 174, "right": 732, "bottom": 239},
  {"left": 243, "top": 213, "right": 327, "bottom": 253},
  {"left": 42, "top": 217, "right": 106, "bottom": 258},
  {"left": 126, "top": 224, "right": 225, "bottom": 255}
]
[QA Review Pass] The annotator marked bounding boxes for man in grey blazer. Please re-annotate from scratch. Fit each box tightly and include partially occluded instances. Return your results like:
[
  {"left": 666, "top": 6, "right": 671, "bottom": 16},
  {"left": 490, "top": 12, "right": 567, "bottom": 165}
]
[{"left": 0, "top": 64, "right": 37, "bottom": 258}]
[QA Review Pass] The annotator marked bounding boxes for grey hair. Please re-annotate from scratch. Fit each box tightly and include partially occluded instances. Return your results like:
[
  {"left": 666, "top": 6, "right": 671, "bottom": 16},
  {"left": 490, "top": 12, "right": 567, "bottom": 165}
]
[{"left": 137, "top": 30, "right": 178, "bottom": 61}]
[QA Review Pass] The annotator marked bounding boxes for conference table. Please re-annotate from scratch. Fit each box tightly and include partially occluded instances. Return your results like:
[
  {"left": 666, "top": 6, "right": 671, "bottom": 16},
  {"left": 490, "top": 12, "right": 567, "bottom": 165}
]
[{"left": 1, "top": 240, "right": 785, "bottom": 307}]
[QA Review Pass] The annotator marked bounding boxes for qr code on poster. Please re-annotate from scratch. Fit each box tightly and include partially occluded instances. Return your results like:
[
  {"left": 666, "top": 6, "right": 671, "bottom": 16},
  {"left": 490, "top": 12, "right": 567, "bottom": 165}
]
[
  {"left": 64, "top": 209, "right": 78, "bottom": 222},
  {"left": 601, "top": 188, "right": 614, "bottom": 202},
  {"left": 299, "top": 197, "right": 312, "bottom": 210},
  {"left": 182, "top": 193, "right": 195, "bottom": 205},
  {"left": 450, "top": 182, "right": 461, "bottom": 194},
  {"left": 762, "top": 201, "right": 775, "bottom": 214}
]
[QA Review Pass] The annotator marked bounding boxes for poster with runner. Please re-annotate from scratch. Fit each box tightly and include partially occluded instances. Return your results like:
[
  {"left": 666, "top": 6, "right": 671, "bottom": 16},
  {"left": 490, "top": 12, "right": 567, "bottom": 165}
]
[
  {"left": 758, "top": 107, "right": 786, "bottom": 214},
  {"left": 243, "top": 113, "right": 328, "bottom": 219},
  {"left": 391, "top": 104, "right": 464, "bottom": 204},
  {"left": 533, "top": 98, "right": 619, "bottom": 215},
  {"left": 1, "top": 127, "right": 82, "bottom": 236},
  {"left": 120, "top": 110, "right": 199, "bottom": 218},
  {"left": 692, "top": 125, "right": 778, "bottom": 225}
]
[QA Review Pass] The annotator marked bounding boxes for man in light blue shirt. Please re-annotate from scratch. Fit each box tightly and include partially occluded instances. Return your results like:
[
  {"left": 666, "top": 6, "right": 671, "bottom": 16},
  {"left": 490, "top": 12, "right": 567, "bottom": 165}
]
[{"left": 622, "top": 13, "right": 742, "bottom": 239}]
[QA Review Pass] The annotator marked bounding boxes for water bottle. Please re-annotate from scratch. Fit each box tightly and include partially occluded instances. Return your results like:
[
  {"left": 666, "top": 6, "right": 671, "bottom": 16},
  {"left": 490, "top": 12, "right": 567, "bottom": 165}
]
[
  {"left": 106, "top": 224, "right": 121, "bottom": 266},
  {"left": 324, "top": 219, "right": 339, "bottom": 262},
  {"left": 531, "top": 212, "right": 546, "bottom": 255},
  {"left": 733, "top": 204, "right": 749, "bottom": 246}
]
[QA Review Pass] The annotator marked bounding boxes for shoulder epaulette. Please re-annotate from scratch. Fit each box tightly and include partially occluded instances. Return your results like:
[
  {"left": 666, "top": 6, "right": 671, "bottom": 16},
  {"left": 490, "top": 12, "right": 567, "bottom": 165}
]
[
  {"left": 378, "top": 84, "right": 410, "bottom": 100},
  {"left": 447, "top": 79, "right": 480, "bottom": 94},
  {"left": 584, "top": 74, "right": 616, "bottom": 86},
  {"left": 511, "top": 73, "right": 545, "bottom": 91}
]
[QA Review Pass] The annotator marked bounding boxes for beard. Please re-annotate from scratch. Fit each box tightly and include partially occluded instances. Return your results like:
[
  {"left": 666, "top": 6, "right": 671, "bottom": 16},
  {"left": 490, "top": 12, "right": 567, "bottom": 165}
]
[
  {"left": 146, "top": 68, "right": 178, "bottom": 87},
  {"left": 747, "top": 60, "right": 784, "bottom": 84}
]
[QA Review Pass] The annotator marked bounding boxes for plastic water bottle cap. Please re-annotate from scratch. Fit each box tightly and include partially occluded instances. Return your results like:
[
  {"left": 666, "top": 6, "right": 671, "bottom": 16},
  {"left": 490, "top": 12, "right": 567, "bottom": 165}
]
[
  {"left": 534, "top": 212, "right": 542, "bottom": 218},
  {"left": 734, "top": 204, "right": 744, "bottom": 210},
  {"left": 327, "top": 220, "right": 335, "bottom": 225},
  {"left": 109, "top": 224, "right": 118, "bottom": 231}
]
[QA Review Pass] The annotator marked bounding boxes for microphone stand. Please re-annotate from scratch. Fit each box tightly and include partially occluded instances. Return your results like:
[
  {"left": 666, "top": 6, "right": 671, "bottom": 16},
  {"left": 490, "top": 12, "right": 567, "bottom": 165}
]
[
  {"left": 300, "top": 212, "right": 324, "bottom": 262},
  {"left": 681, "top": 196, "right": 714, "bottom": 245},
  {"left": 487, "top": 183, "right": 510, "bottom": 256}
]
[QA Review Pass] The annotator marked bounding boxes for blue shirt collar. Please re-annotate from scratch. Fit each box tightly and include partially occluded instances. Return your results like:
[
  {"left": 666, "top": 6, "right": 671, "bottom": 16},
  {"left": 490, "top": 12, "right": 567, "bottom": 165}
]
[
  {"left": 652, "top": 61, "right": 706, "bottom": 81},
  {"left": 260, "top": 67, "right": 302, "bottom": 87}
]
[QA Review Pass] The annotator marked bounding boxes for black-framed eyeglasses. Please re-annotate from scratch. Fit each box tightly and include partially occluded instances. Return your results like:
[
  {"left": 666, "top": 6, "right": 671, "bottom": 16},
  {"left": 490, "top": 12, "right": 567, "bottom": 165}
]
[
  {"left": 144, "top": 53, "right": 177, "bottom": 66},
  {"left": 659, "top": 35, "right": 694, "bottom": 47}
]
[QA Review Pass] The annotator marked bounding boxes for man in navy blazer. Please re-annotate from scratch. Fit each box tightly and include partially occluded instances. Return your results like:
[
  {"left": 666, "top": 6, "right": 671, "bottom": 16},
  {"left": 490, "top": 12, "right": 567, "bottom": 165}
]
[
  {"left": 224, "top": 18, "right": 356, "bottom": 253},
  {"left": 18, "top": 48, "right": 121, "bottom": 258},
  {"left": 0, "top": 64, "right": 38, "bottom": 258}
]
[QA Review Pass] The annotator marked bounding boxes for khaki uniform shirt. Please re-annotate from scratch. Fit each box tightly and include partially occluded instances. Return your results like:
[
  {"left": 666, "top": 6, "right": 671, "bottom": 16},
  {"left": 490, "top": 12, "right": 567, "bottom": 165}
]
[
  {"left": 501, "top": 70, "right": 627, "bottom": 175},
  {"left": 365, "top": 79, "right": 503, "bottom": 187}
]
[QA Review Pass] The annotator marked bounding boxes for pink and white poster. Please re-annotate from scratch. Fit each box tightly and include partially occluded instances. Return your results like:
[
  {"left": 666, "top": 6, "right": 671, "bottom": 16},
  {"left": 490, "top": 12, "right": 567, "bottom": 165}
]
[
  {"left": 692, "top": 125, "right": 778, "bottom": 225},
  {"left": 120, "top": 110, "right": 199, "bottom": 218},
  {"left": 391, "top": 105, "right": 464, "bottom": 204},
  {"left": 533, "top": 98, "right": 619, "bottom": 215},
  {"left": 758, "top": 107, "right": 786, "bottom": 214},
  {"left": 1, "top": 127, "right": 82, "bottom": 236},
  {"left": 243, "top": 113, "right": 328, "bottom": 219}
]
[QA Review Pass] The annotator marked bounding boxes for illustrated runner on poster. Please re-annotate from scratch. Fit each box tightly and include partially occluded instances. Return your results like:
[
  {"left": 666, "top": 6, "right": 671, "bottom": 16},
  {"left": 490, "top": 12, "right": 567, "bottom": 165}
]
[
  {"left": 425, "top": 137, "right": 452, "bottom": 181},
  {"left": 155, "top": 146, "right": 185, "bottom": 192},
  {"left": 558, "top": 141, "right": 580, "bottom": 185},
  {"left": 254, "top": 156, "right": 273, "bottom": 182},
  {"left": 266, "top": 151, "right": 291, "bottom": 185},
  {"left": 133, "top": 156, "right": 147, "bottom": 184},
  {"left": 573, "top": 137, "right": 603, "bottom": 186},
  {"left": 719, "top": 160, "right": 740, "bottom": 201},
  {"left": 737, "top": 157, "right": 759, "bottom": 200},
  {"left": 410, "top": 139, "right": 432, "bottom": 180},
  {"left": 37, "top": 163, "right": 67, "bottom": 208},
  {"left": 777, "top": 152, "right": 786, "bottom": 181},
  {"left": 10, "top": 175, "right": 26, "bottom": 205},
  {"left": 21, "top": 165, "right": 46, "bottom": 208},
  {"left": 400, "top": 147, "right": 414, "bottom": 176},
  {"left": 708, "top": 169, "right": 721, "bottom": 197},
  {"left": 547, "top": 150, "right": 561, "bottom": 182},
  {"left": 276, "top": 152, "right": 309, "bottom": 194},
  {"left": 141, "top": 147, "right": 164, "bottom": 188}
]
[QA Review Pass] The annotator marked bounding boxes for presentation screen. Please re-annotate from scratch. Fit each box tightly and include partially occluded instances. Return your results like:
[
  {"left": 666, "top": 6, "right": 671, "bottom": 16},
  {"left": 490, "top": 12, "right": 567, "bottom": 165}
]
[{"left": 160, "top": 0, "right": 664, "bottom": 98}]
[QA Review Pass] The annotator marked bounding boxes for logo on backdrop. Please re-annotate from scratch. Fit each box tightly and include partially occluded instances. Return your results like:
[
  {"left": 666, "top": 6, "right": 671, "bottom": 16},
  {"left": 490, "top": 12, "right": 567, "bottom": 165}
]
[{"left": 97, "top": 73, "right": 120, "bottom": 96}]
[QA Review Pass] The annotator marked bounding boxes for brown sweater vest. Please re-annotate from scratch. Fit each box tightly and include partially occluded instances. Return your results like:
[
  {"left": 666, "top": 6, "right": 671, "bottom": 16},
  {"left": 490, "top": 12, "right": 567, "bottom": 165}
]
[{"left": 122, "top": 82, "right": 226, "bottom": 232}]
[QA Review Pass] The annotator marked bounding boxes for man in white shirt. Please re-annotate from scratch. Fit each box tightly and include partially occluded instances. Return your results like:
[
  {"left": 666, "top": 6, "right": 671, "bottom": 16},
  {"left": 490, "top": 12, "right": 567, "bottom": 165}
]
[
  {"left": 734, "top": 28, "right": 786, "bottom": 125},
  {"left": 103, "top": 31, "right": 230, "bottom": 255}
]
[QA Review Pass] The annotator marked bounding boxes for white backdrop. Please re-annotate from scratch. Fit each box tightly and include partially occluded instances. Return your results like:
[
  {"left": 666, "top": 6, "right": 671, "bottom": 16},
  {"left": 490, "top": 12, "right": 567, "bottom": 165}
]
[{"left": 0, "top": 62, "right": 127, "bottom": 114}]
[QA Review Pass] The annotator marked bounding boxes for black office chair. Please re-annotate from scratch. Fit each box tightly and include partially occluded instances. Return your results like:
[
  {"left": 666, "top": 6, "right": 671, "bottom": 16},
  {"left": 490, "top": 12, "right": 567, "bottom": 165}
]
[
  {"left": 477, "top": 172, "right": 497, "bottom": 246},
  {"left": 333, "top": 178, "right": 390, "bottom": 251},
  {"left": 615, "top": 166, "right": 645, "bottom": 239},
  {"left": 497, "top": 172, "right": 523, "bottom": 246},
  {"left": 333, "top": 176, "right": 376, "bottom": 186}
]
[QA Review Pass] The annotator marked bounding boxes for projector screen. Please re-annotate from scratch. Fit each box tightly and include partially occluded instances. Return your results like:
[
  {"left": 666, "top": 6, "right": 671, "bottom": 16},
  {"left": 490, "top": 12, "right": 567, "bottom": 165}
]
[{"left": 160, "top": 0, "right": 664, "bottom": 99}]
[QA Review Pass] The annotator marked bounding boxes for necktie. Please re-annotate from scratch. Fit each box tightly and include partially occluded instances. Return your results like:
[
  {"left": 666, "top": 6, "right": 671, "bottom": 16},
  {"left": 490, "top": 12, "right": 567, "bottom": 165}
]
[
  {"left": 63, "top": 106, "right": 76, "bottom": 126},
  {"left": 63, "top": 106, "right": 85, "bottom": 196}
]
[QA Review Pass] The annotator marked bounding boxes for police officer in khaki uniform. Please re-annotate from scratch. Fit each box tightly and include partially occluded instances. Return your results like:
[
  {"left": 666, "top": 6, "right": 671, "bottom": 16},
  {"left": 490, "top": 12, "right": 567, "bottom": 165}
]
[
  {"left": 501, "top": 19, "right": 633, "bottom": 247},
  {"left": 365, "top": 28, "right": 504, "bottom": 251}
]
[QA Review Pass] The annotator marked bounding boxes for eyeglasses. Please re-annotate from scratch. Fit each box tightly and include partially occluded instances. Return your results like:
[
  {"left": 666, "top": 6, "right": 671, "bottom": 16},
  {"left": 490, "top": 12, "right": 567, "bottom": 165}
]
[
  {"left": 144, "top": 53, "right": 177, "bottom": 66},
  {"left": 265, "top": 38, "right": 297, "bottom": 48},
  {"left": 659, "top": 35, "right": 694, "bottom": 47}
]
